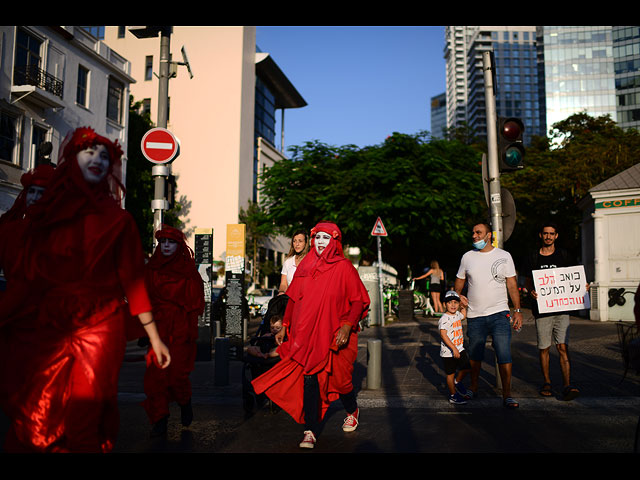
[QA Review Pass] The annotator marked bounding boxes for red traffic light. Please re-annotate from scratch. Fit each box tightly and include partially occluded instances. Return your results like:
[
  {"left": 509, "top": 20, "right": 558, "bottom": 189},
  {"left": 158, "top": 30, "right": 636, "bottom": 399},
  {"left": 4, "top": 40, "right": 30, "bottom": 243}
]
[{"left": 501, "top": 119, "right": 524, "bottom": 141}]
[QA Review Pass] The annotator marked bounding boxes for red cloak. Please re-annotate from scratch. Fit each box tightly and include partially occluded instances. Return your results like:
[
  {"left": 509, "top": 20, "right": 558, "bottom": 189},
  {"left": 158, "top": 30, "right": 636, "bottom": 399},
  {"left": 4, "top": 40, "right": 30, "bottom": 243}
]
[
  {"left": 141, "top": 225, "right": 205, "bottom": 423},
  {"left": 4, "top": 127, "right": 151, "bottom": 453},
  {"left": 252, "top": 222, "right": 370, "bottom": 424}
]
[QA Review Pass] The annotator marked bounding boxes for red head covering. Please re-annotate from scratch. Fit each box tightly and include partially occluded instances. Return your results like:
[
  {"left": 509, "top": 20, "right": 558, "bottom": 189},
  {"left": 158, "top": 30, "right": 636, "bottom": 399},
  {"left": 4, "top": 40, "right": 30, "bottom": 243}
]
[
  {"left": 147, "top": 224, "right": 196, "bottom": 275},
  {"left": 27, "top": 127, "right": 125, "bottom": 228},
  {"left": 295, "top": 221, "right": 346, "bottom": 278},
  {"left": 0, "top": 164, "right": 56, "bottom": 226}
]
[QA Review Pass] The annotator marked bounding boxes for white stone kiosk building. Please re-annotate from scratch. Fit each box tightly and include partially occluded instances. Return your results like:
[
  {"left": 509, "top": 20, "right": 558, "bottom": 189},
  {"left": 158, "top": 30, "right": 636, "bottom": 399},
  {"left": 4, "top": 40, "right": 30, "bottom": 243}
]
[{"left": 580, "top": 163, "right": 640, "bottom": 322}]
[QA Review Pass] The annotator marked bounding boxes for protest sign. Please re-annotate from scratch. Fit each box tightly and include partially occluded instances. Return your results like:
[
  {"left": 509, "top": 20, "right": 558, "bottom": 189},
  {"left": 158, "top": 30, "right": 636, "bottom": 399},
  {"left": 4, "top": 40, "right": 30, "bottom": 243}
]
[{"left": 532, "top": 265, "right": 590, "bottom": 314}]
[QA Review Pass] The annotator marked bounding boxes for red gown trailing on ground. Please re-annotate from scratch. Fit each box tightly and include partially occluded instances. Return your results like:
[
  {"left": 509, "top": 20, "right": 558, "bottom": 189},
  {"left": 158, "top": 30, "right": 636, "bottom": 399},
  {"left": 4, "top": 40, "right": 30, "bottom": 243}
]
[
  {"left": 3, "top": 127, "right": 152, "bottom": 453},
  {"left": 0, "top": 165, "right": 55, "bottom": 410},
  {"left": 252, "top": 222, "right": 370, "bottom": 424},
  {"left": 141, "top": 225, "right": 205, "bottom": 424}
]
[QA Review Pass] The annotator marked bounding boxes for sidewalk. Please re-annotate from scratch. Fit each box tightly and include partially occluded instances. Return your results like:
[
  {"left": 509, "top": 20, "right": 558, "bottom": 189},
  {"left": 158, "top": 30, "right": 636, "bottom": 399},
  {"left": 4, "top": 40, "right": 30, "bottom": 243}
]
[
  {"left": 118, "top": 308, "right": 640, "bottom": 405},
  {"left": 109, "top": 308, "right": 640, "bottom": 453}
]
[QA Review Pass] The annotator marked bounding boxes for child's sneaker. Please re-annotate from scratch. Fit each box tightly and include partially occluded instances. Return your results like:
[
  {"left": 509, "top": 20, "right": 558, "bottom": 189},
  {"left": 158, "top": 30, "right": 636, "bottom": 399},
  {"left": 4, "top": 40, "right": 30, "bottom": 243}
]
[
  {"left": 455, "top": 382, "right": 472, "bottom": 399},
  {"left": 449, "top": 392, "right": 467, "bottom": 405}
]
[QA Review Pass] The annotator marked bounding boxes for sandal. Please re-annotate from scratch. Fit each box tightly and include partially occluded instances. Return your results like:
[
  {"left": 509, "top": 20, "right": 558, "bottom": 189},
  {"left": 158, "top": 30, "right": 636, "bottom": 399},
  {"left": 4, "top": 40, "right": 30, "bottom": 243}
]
[
  {"left": 540, "top": 382, "right": 553, "bottom": 397},
  {"left": 562, "top": 385, "right": 580, "bottom": 401},
  {"left": 503, "top": 397, "right": 519, "bottom": 408}
]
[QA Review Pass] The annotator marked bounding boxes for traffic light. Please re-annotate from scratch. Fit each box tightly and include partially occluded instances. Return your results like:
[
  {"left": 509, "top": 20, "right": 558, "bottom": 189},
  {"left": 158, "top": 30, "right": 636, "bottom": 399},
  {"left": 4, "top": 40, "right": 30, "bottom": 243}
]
[{"left": 497, "top": 117, "right": 525, "bottom": 172}]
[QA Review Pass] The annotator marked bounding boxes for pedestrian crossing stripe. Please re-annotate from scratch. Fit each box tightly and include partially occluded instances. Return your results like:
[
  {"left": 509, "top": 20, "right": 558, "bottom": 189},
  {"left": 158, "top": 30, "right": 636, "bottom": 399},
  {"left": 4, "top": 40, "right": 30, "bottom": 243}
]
[{"left": 371, "top": 217, "right": 388, "bottom": 236}]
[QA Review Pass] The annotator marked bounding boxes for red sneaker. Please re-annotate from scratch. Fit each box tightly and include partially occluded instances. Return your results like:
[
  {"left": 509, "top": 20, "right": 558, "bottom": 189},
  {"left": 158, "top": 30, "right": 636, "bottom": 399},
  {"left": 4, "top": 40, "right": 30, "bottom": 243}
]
[
  {"left": 299, "top": 430, "right": 316, "bottom": 448},
  {"left": 342, "top": 408, "right": 360, "bottom": 432}
]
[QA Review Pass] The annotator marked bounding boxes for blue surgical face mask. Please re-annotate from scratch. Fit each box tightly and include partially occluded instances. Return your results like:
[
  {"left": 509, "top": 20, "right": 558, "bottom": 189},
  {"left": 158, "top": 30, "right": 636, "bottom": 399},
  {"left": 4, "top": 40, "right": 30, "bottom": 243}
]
[
  {"left": 473, "top": 239, "right": 486, "bottom": 250},
  {"left": 473, "top": 234, "right": 489, "bottom": 250}
]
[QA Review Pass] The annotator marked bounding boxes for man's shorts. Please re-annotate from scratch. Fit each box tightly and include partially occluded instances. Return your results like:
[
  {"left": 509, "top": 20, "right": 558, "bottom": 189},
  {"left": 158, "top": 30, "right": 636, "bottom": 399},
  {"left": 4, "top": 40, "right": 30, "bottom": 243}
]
[
  {"left": 467, "top": 311, "right": 512, "bottom": 364},
  {"left": 535, "top": 314, "right": 570, "bottom": 350},
  {"left": 442, "top": 349, "right": 471, "bottom": 375}
]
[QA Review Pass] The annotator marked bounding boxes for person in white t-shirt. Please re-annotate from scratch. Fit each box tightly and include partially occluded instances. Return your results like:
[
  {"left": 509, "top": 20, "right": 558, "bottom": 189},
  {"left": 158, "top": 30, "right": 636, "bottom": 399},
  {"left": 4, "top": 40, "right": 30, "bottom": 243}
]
[
  {"left": 278, "top": 230, "right": 309, "bottom": 294},
  {"left": 439, "top": 290, "right": 472, "bottom": 405},
  {"left": 454, "top": 222, "right": 523, "bottom": 409}
]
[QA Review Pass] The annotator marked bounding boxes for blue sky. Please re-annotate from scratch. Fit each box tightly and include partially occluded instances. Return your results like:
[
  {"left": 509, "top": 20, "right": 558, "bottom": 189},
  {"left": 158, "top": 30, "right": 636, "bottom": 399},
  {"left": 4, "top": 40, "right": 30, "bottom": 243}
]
[{"left": 255, "top": 26, "right": 446, "bottom": 152}]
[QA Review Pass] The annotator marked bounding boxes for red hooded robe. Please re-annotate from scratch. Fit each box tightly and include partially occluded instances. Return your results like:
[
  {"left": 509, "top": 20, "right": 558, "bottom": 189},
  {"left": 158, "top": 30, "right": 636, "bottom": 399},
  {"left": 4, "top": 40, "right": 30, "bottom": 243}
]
[
  {"left": 4, "top": 127, "right": 151, "bottom": 453},
  {"left": 252, "top": 222, "right": 370, "bottom": 424},
  {"left": 141, "top": 225, "right": 205, "bottom": 423}
]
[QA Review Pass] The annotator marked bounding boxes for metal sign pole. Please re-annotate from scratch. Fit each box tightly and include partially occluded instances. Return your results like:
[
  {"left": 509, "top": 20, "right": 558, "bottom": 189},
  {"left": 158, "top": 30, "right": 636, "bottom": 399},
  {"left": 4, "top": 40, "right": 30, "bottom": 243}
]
[
  {"left": 482, "top": 51, "right": 503, "bottom": 248},
  {"left": 377, "top": 235, "right": 384, "bottom": 326}
]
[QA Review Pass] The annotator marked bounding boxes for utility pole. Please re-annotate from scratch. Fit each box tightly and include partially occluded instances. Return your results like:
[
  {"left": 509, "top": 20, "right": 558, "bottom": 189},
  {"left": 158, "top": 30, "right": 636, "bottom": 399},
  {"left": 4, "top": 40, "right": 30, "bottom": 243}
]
[{"left": 482, "top": 50, "right": 504, "bottom": 248}]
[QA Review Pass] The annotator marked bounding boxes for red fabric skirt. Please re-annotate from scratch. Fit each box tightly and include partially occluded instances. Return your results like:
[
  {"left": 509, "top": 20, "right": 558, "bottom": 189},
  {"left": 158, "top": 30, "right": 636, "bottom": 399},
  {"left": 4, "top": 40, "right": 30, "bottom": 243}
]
[
  {"left": 252, "top": 331, "right": 358, "bottom": 424},
  {"left": 4, "top": 294, "right": 127, "bottom": 453}
]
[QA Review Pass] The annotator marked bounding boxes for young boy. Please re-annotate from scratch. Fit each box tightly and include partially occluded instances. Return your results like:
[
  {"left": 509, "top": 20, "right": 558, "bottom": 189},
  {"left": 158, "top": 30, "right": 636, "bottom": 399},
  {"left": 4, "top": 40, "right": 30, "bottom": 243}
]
[{"left": 439, "top": 290, "right": 472, "bottom": 404}]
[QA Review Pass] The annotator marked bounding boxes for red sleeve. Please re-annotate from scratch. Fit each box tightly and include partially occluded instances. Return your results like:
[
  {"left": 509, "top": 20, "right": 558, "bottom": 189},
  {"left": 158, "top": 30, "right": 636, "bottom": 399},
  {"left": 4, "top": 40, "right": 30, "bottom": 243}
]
[{"left": 116, "top": 214, "right": 152, "bottom": 316}]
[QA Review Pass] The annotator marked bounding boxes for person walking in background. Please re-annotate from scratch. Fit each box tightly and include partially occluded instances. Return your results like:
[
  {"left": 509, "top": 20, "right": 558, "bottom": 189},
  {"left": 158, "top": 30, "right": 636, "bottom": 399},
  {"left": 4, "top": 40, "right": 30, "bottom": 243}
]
[
  {"left": 3, "top": 127, "right": 170, "bottom": 453},
  {"left": 439, "top": 290, "right": 472, "bottom": 405},
  {"left": 141, "top": 225, "right": 205, "bottom": 436},
  {"left": 412, "top": 260, "right": 445, "bottom": 313},
  {"left": 454, "top": 222, "right": 522, "bottom": 408},
  {"left": 252, "top": 221, "right": 370, "bottom": 449},
  {"left": 278, "top": 229, "right": 309, "bottom": 294},
  {"left": 523, "top": 222, "right": 584, "bottom": 401}
]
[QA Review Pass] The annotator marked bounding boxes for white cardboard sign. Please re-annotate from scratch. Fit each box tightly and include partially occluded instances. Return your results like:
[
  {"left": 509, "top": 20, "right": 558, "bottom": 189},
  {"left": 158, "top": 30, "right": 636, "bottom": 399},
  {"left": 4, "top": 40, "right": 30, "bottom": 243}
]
[{"left": 532, "top": 265, "right": 590, "bottom": 314}]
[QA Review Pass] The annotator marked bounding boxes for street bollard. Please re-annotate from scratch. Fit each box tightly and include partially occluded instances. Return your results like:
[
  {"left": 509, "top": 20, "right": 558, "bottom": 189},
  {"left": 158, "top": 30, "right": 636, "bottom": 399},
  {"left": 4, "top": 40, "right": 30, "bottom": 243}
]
[
  {"left": 214, "top": 337, "right": 229, "bottom": 386},
  {"left": 367, "top": 338, "right": 382, "bottom": 390}
]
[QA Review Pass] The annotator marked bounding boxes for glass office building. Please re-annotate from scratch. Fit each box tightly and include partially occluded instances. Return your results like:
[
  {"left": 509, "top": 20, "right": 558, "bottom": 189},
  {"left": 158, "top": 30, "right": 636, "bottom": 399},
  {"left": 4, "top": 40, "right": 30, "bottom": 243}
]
[
  {"left": 613, "top": 26, "right": 640, "bottom": 130},
  {"left": 463, "top": 26, "right": 542, "bottom": 144},
  {"left": 539, "top": 26, "right": 617, "bottom": 130}
]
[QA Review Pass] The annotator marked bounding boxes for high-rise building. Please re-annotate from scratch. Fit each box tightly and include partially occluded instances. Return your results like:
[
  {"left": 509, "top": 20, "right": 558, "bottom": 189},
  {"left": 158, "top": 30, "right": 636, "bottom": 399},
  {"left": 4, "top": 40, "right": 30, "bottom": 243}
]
[
  {"left": 445, "top": 26, "right": 541, "bottom": 143},
  {"left": 539, "top": 26, "right": 617, "bottom": 131},
  {"left": 613, "top": 26, "right": 640, "bottom": 130},
  {"left": 430, "top": 92, "right": 447, "bottom": 138}
]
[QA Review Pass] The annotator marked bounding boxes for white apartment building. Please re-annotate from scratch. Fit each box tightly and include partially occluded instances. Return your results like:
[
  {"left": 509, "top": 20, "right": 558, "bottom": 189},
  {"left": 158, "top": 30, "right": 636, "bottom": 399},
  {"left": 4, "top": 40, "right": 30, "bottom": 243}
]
[
  {"left": 104, "top": 26, "right": 306, "bottom": 272},
  {"left": 0, "top": 26, "right": 134, "bottom": 215}
]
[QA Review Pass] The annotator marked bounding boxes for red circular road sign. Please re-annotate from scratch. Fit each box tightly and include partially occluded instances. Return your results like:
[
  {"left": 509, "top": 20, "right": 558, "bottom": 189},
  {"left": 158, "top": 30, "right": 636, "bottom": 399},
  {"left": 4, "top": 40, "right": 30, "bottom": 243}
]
[{"left": 141, "top": 127, "right": 179, "bottom": 164}]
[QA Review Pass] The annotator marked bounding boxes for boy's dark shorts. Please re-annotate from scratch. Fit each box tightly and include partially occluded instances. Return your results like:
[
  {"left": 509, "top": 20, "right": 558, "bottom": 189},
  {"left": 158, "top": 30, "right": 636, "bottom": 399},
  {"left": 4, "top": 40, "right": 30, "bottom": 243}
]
[{"left": 443, "top": 350, "right": 471, "bottom": 375}]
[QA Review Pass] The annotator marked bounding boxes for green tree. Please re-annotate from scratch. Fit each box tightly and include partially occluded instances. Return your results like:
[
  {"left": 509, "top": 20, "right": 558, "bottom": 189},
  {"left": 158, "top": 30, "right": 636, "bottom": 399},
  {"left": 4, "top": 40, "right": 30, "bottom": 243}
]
[
  {"left": 239, "top": 201, "right": 276, "bottom": 286},
  {"left": 501, "top": 112, "right": 640, "bottom": 265},
  {"left": 260, "top": 132, "right": 486, "bottom": 282},
  {"left": 125, "top": 97, "right": 154, "bottom": 253}
]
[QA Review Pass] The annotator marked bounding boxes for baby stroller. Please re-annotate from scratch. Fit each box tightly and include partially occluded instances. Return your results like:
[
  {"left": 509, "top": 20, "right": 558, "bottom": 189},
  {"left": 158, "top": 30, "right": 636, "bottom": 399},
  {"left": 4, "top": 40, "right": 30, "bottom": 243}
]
[{"left": 242, "top": 293, "right": 289, "bottom": 413}]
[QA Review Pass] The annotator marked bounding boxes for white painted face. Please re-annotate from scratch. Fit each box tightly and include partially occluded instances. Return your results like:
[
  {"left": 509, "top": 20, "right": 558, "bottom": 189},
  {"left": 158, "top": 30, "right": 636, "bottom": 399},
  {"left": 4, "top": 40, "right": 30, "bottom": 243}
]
[
  {"left": 314, "top": 232, "right": 331, "bottom": 256},
  {"left": 26, "top": 185, "right": 46, "bottom": 207},
  {"left": 160, "top": 237, "right": 179, "bottom": 257},
  {"left": 76, "top": 144, "right": 110, "bottom": 184}
]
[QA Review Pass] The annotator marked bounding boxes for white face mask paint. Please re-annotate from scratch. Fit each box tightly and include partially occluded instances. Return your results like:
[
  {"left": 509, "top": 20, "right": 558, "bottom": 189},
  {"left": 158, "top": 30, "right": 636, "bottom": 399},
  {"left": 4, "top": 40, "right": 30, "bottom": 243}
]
[
  {"left": 26, "top": 185, "right": 46, "bottom": 207},
  {"left": 160, "top": 238, "right": 179, "bottom": 257},
  {"left": 77, "top": 144, "right": 110, "bottom": 184},
  {"left": 314, "top": 232, "right": 331, "bottom": 256}
]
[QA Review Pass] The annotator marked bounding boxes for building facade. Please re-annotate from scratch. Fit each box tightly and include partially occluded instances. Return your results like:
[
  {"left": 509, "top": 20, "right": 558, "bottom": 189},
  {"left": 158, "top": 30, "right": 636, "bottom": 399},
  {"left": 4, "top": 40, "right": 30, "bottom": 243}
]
[
  {"left": 104, "top": 26, "right": 306, "bottom": 281},
  {"left": 0, "top": 26, "right": 133, "bottom": 215},
  {"left": 613, "top": 26, "right": 640, "bottom": 130},
  {"left": 429, "top": 92, "right": 446, "bottom": 138}
]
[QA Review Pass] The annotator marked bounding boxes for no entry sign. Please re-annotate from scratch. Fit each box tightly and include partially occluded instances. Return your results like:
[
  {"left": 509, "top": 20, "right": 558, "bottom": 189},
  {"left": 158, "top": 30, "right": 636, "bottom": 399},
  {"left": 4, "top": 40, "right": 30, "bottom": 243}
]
[{"left": 141, "top": 127, "right": 179, "bottom": 164}]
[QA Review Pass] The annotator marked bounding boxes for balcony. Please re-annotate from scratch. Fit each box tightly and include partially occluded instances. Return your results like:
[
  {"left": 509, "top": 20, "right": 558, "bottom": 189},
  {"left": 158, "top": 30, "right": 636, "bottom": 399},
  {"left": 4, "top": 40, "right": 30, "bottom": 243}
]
[{"left": 11, "top": 65, "right": 65, "bottom": 109}]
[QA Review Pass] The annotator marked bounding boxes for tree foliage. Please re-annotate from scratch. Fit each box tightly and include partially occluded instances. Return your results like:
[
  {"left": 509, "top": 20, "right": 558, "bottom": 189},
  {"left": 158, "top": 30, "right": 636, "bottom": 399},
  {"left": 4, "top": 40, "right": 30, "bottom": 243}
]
[
  {"left": 501, "top": 112, "right": 640, "bottom": 266},
  {"left": 260, "top": 131, "right": 486, "bottom": 282}
]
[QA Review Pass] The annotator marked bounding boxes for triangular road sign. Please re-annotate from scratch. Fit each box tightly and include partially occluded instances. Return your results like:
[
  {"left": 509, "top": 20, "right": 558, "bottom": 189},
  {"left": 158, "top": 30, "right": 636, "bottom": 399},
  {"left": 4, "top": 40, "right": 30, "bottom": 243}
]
[{"left": 371, "top": 217, "right": 388, "bottom": 236}]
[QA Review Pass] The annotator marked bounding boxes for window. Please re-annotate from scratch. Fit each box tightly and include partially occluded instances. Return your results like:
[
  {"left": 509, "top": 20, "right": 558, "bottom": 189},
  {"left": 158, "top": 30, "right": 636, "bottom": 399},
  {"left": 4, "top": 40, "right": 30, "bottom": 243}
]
[
  {"left": 14, "top": 28, "right": 42, "bottom": 86},
  {"left": 107, "top": 77, "right": 124, "bottom": 123},
  {"left": 145, "top": 56, "right": 153, "bottom": 81},
  {"left": 0, "top": 111, "right": 19, "bottom": 164},
  {"left": 76, "top": 65, "right": 89, "bottom": 107}
]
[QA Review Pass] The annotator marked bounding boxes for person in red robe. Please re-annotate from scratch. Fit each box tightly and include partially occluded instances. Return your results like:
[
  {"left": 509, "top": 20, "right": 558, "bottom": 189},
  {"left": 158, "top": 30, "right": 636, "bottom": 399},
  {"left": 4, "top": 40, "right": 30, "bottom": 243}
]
[
  {"left": 0, "top": 164, "right": 55, "bottom": 411},
  {"left": 3, "top": 127, "right": 170, "bottom": 453},
  {"left": 141, "top": 224, "right": 205, "bottom": 436},
  {"left": 252, "top": 221, "right": 370, "bottom": 449}
]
